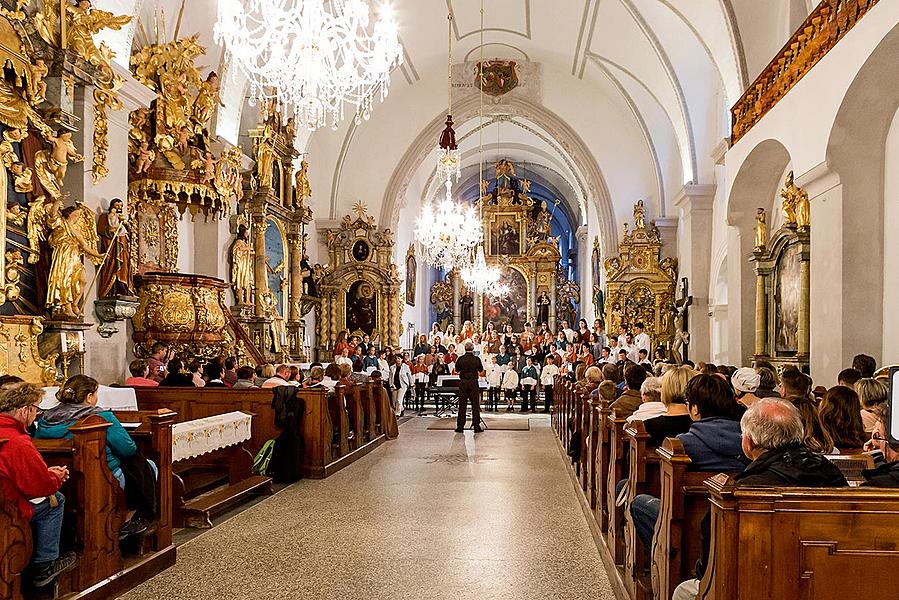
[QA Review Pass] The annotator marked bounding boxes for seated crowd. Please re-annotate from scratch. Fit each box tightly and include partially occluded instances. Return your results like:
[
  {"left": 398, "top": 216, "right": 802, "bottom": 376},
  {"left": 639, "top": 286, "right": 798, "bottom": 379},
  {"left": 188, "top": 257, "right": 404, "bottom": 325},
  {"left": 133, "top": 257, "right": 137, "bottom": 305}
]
[{"left": 561, "top": 348, "right": 895, "bottom": 599}]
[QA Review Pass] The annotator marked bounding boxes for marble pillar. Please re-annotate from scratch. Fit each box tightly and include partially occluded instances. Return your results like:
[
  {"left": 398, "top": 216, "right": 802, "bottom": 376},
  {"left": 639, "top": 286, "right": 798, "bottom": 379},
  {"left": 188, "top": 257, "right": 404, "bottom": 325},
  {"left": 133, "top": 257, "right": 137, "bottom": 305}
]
[
  {"left": 754, "top": 272, "right": 768, "bottom": 357},
  {"left": 68, "top": 67, "right": 154, "bottom": 384},
  {"left": 253, "top": 213, "right": 267, "bottom": 318},
  {"left": 673, "top": 185, "right": 715, "bottom": 362}
]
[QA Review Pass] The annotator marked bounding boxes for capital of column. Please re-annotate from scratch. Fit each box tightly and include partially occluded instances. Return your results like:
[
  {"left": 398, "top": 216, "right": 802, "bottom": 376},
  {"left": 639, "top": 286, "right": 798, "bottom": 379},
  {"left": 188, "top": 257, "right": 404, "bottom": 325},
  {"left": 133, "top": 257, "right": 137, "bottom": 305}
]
[{"left": 673, "top": 184, "right": 716, "bottom": 215}]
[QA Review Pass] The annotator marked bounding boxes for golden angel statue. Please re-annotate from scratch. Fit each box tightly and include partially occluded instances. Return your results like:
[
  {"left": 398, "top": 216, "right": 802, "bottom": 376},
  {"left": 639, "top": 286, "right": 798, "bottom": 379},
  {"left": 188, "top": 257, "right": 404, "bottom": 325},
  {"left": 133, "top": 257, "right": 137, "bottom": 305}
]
[
  {"left": 35, "top": 130, "right": 84, "bottom": 199},
  {"left": 294, "top": 160, "right": 312, "bottom": 208},
  {"left": 495, "top": 158, "right": 515, "bottom": 187},
  {"left": 192, "top": 71, "right": 222, "bottom": 132},
  {"left": 36, "top": 1, "right": 131, "bottom": 68},
  {"left": 29, "top": 198, "right": 103, "bottom": 319},
  {"left": 230, "top": 224, "right": 254, "bottom": 305},
  {"left": 754, "top": 208, "right": 767, "bottom": 250}
]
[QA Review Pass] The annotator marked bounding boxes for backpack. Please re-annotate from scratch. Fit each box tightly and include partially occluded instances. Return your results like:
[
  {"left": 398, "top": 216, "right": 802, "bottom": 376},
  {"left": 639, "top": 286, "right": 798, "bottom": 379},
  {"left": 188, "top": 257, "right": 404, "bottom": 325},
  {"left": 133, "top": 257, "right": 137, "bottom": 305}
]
[{"left": 252, "top": 439, "right": 276, "bottom": 476}]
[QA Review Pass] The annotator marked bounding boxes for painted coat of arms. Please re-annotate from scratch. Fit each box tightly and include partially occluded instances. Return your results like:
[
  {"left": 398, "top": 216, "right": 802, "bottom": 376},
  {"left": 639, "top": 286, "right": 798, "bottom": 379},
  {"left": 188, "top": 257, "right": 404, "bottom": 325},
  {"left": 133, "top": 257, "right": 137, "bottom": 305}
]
[{"left": 476, "top": 60, "right": 519, "bottom": 97}]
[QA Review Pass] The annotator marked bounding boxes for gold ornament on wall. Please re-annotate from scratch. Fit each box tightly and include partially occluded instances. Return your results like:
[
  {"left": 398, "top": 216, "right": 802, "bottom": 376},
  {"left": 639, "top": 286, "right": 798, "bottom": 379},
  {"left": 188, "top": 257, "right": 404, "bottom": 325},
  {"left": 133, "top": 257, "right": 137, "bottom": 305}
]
[{"left": 755, "top": 208, "right": 767, "bottom": 251}]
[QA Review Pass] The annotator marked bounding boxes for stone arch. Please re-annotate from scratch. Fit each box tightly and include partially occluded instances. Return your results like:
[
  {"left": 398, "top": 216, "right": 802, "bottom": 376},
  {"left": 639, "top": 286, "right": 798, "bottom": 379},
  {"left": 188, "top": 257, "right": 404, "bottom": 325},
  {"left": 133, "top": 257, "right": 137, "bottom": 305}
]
[
  {"left": 377, "top": 95, "right": 620, "bottom": 259},
  {"left": 826, "top": 21, "right": 899, "bottom": 365},
  {"left": 725, "top": 138, "right": 792, "bottom": 366}
]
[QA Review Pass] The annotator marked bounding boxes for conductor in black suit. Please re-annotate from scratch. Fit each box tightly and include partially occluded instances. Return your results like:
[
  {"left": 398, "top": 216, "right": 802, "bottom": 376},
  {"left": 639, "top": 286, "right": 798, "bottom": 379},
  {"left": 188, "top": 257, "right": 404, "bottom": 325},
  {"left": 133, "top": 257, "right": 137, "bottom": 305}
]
[{"left": 455, "top": 342, "right": 484, "bottom": 433}]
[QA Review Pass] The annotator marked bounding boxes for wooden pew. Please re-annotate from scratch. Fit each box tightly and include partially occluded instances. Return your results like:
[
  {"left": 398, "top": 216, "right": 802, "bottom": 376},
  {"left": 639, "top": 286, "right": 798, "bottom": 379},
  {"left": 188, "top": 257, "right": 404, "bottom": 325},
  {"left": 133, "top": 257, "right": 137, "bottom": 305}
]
[
  {"left": 593, "top": 396, "right": 613, "bottom": 532},
  {"left": 605, "top": 410, "right": 628, "bottom": 566},
  {"left": 34, "top": 413, "right": 176, "bottom": 599},
  {"left": 585, "top": 393, "right": 603, "bottom": 510},
  {"left": 0, "top": 439, "right": 31, "bottom": 600},
  {"left": 345, "top": 384, "right": 365, "bottom": 450},
  {"left": 652, "top": 439, "right": 735, "bottom": 600},
  {"left": 622, "top": 420, "right": 659, "bottom": 600},
  {"left": 699, "top": 475, "right": 899, "bottom": 600},
  {"left": 134, "top": 386, "right": 386, "bottom": 480}
]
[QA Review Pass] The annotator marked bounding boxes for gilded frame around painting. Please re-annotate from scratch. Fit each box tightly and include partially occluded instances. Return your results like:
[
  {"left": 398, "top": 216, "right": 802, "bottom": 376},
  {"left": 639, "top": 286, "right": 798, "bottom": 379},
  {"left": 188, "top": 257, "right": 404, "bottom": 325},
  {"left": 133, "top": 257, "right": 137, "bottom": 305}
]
[
  {"left": 405, "top": 244, "right": 416, "bottom": 307},
  {"left": 487, "top": 212, "right": 526, "bottom": 257}
]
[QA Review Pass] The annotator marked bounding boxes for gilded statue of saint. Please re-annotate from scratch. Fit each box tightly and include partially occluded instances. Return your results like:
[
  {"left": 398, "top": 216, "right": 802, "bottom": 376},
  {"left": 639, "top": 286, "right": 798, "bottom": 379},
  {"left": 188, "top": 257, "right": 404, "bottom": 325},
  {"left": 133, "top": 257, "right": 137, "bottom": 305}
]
[
  {"left": 255, "top": 125, "right": 276, "bottom": 188},
  {"left": 795, "top": 188, "right": 810, "bottom": 230},
  {"left": 96, "top": 198, "right": 133, "bottom": 298},
  {"left": 633, "top": 199, "right": 646, "bottom": 230},
  {"left": 230, "top": 225, "right": 254, "bottom": 305},
  {"left": 754, "top": 208, "right": 767, "bottom": 250},
  {"left": 294, "top": 160, "right": 312, "bottom": 208},
  {"left": 46, "top": 203, "right": 103, "bottom": 319},
  {"left": 780, "top": 171, "right": 799, "bottom": 226}
]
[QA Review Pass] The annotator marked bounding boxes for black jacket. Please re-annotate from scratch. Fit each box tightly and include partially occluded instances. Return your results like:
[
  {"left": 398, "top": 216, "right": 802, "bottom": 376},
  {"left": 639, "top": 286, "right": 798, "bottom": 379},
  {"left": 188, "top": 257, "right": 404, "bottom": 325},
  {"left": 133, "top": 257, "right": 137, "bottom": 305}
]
[
  {"left": 862, "top": 461, "right": 899, "bottom": 487},
  {"left": 159, "top": 373, "right": 195, "bottom": 387},
  {"left": 694, "top": 443, "right": 847, "bottom": 580},
  {"left": 735, "top": 443, "right": 849, "bottom": 487},
  {"left": 270, "top": 386, "right": 305, "bottom": 483},
  {"left": 455, "top": 353, "right": 483, "bottom": 382}
]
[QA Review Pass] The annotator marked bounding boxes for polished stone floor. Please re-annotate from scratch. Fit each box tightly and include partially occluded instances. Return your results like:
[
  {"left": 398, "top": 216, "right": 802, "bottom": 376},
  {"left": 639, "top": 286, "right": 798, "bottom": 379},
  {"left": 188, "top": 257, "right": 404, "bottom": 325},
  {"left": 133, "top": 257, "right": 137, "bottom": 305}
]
[{"left": 122, "top": 415, "right": 615, "bottom": 599}]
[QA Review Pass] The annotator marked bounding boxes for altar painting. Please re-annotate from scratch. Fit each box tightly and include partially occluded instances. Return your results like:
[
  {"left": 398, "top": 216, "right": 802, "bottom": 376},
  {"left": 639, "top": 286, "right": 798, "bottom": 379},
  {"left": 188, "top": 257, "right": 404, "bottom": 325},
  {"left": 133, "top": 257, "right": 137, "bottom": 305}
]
[
  {"left": 264, "top": 219, "right": 285, "bottom": 316},
  {"left": 483, "top": 267, "right": 527, "bottom": 331},
  {"left": 346, "top": 279, "right": 377, "bottom": 335},
  {"left": 489, "top": 215, "right": 522, "bottom": 256},
  {"left": 775, "top": 243, "right": 801, "bottom": 354}
]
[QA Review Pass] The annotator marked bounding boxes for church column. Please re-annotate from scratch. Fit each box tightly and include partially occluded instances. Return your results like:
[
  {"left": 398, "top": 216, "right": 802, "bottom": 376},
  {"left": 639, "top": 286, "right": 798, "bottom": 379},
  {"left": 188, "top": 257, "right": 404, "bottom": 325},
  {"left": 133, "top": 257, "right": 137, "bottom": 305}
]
[
  {"left": 673, "top": 185, "right": 715, "bottom": 362},
  {"left": 754, "top": 271, "right": 768, "bottom": 357},
  {"left": 549, "top": 275, "right": 557, "bottom": 332},
  {"left": 287, "top": 229, "right": 302, "bottom": 322},
  {"left": 68, "top": 67, "right": 154, "bottom": 383},
  {"left": 252, "top": 212, "right": 267, "bottom": 318},
  {"left": 575, "top": 225, "right": 588, "bottom": 322}
]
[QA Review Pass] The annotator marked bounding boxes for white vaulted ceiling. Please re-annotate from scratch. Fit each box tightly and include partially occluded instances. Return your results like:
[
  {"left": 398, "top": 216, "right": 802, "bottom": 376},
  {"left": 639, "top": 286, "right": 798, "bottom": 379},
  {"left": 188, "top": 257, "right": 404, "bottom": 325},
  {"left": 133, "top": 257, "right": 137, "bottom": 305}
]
[{"left": 93, "top": 0, "right": 812, "bottom": 245}]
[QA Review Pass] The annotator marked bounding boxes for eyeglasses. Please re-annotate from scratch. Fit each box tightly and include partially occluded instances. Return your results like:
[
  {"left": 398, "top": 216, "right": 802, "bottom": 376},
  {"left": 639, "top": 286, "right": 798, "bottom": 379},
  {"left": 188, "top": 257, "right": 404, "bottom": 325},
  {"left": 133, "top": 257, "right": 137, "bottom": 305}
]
[
  {"left": 29, "top": 404, "right": 43, "bottom": 416},
  {"left": 872, "top": 432, "right": 890, "bottom": 442}
]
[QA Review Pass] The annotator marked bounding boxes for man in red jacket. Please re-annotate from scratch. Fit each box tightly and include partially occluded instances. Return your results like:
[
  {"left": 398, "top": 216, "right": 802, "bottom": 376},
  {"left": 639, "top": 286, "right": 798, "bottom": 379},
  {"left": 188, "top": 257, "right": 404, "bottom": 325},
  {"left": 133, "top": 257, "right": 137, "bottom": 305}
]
[{"left": 0, "top": 381, "right": 77, "bottom": 588}]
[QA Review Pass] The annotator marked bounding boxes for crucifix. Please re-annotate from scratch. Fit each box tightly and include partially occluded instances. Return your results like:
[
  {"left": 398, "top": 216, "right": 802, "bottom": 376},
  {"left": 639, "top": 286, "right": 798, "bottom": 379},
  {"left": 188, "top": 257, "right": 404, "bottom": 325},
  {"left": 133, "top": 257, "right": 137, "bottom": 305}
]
[{"left": 671, "top": 277, "right": 692, "bottom": 364}]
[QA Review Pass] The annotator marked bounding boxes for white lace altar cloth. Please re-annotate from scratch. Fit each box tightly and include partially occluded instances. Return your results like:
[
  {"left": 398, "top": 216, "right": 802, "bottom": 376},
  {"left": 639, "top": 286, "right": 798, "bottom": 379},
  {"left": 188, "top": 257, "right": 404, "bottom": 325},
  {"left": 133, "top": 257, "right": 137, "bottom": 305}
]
[{"left": 171, "top": 411, "right": 253, "bottom": 462}]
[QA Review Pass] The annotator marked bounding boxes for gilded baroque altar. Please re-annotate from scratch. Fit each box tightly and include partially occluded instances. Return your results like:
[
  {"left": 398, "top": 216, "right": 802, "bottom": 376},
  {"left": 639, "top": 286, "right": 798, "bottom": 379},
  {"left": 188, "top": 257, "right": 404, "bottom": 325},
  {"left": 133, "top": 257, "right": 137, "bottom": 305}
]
[{"left": 604, "top": 200, "right": 677, "bottom": 350}]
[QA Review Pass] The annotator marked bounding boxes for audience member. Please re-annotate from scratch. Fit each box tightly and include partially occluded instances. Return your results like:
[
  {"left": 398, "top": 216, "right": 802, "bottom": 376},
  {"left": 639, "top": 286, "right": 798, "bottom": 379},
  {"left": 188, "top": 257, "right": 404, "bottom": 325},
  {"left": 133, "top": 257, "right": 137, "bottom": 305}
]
[
  {"left": 255, "top": 364, "right": 275, "bottom": 387},
  {"left": 232, "top": 366, "right": 258, "bottom": 388},
  {"left": 731, "top": 367, "right": 761, "bottom": 408},
  {"left": 0, "top": 381, "right": 77, "bottom": 588},
  {"left": 862, "top": 403, "right": 899, "bottom": 487},
  {"left": 755, "top": 366, "right": 780, "bottom": 398},
  {"left": 203, "top": 363, "right": 227, "bottom": 387},
  {"left": 188, "top": 360, "right": 206, "bottom": 388},
  {"left": 36, "top": 375, "right": 157, "bottom": 539},
  {"left": 852, "top": 353, "right": 877, "bottom": 378},
  {"left": 780, "top": 367, "right": 811, "bottom": 399},
  {"left": 125, "top": 359, "right": 159, "bottom": 387},
  {"left": 787, "top": 394, "right": 833, "bottom": 453},
  {"left": 288, "top": 366, "right": 303, "bottom": 385},
  {"left": 678, "top": 374, "right": 747, "bottom": 471},
  {"left": 672, "top": 399, "right": 848, "bottom": 600},
  {"left": 642, "top": 365, "right": 695, "bottom": 446},
  {"left": 609, "top": 363, "right": 647, "bottom": 417},
  {"left": 626, "top": 376, "right": 664, "bottom": 423},
  {"left": 837, "top": 367, "right": 862, "bottom": 389},
  {"left": 159, "top": 359, "right": 196, "bottom": 387},
  {"left": 223, "top": 357, "right": 238, "bottom": 386},
  {"left": 146, "top": 342, "right": 169, "bottom": 383},
  {"left": 304, "top": 366, "right": 325, "bottom": 387},
  {"left": 856, "top": 377, "right": 888, "bottom": 433},
  {"left": 262, "top": 364, "right": 292, "bottom": 388},
  {"left": 818, "top": 386, "right": 868, "bottom": 453}
]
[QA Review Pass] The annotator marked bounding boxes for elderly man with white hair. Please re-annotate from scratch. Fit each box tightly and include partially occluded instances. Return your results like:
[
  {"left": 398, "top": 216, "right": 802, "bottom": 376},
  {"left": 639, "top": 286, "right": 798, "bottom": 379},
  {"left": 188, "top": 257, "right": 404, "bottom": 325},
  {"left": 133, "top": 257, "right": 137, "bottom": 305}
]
[{"left": 671, "top": 399, "right": 848, "bottom": 600}]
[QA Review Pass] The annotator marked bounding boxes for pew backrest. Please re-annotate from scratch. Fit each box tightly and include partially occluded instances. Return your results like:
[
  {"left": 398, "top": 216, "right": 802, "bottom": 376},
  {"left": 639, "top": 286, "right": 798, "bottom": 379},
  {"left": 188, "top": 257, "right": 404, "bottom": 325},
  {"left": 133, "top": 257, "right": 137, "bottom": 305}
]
[
  {"left": 699, "top": 475, "right": 899, "bottom": 600},
  {"left": 0, "top": 438, "right": 31, "bottom": 600}
]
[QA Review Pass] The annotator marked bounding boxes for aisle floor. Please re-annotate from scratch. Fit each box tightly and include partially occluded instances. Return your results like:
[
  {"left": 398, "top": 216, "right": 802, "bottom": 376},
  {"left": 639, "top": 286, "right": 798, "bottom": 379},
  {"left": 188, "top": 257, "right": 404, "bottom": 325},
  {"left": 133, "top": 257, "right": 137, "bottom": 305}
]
[{"left": 122, "top": 414, "right": 616, "bottom": 600}]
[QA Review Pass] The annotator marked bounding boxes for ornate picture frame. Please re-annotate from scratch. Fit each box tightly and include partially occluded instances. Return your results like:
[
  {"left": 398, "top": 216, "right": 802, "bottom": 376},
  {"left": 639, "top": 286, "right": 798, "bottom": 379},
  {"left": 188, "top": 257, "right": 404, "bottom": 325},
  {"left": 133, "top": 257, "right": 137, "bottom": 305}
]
[
  {"left": 405, "top": 243, "right": 416, "bottom": 306},
  {"left": 487, "top": 212, "right": 526, "bottom": 256}
]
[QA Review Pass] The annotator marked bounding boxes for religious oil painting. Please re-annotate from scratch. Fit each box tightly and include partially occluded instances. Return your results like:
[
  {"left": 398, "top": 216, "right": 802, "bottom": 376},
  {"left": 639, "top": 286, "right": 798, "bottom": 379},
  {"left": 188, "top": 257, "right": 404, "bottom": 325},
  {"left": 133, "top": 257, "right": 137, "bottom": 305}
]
[
  {"left": 482, "top": 267, "right": 527, "bottom": 331},
  {"left": 405, "top": 245, "right": 416, "bottom": 307},
  {"left": 264, "top": 218, "right": 285, "bottom": 316},
  {"left": 489, "top": 215, "right": 521, "bottom": 256},
  {"left": 347, "top": 279, "right": 377, "bottom": 335},
  {"left": 775, "top": 244, "right": 801, "bottom": 354}
]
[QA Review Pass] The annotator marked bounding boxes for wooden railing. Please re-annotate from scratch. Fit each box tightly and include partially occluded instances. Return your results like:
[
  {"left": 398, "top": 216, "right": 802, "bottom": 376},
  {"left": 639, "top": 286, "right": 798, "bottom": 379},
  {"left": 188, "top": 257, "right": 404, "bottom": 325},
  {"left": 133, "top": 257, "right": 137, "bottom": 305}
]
[{"left": 731, "top": 0, "right": 880, "bottom": 144}]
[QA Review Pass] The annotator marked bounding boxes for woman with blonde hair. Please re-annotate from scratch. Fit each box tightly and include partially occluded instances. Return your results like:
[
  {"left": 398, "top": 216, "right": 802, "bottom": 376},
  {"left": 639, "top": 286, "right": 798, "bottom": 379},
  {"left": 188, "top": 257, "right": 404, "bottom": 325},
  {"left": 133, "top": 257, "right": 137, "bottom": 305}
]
[
  {"left": 856, "top": 378, "right": 888, "bottom": 433},
  {"left": 642, "top": 365, "right": 696, "bottom": 446}
]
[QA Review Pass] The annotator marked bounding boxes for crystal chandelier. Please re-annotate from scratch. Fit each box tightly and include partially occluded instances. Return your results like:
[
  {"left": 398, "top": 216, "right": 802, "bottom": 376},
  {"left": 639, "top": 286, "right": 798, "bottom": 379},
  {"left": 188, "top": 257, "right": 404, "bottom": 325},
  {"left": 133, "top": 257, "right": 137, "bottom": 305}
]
[
  {"left": 460, "top": 245, "right": 508, "bottom": 296},
  {"left": 215, "top": 0, "right": 403, "bottom": 131},
  {"left": 416, "top": 11, "right": 481, "bottom": 270}
]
